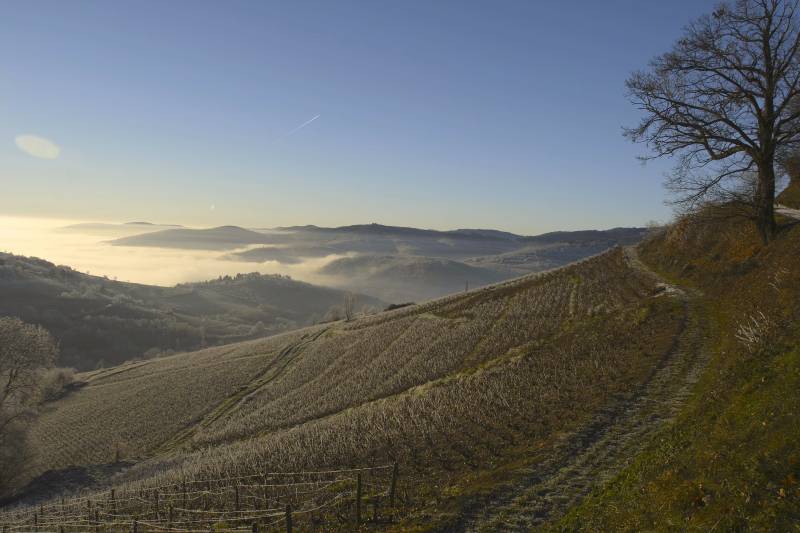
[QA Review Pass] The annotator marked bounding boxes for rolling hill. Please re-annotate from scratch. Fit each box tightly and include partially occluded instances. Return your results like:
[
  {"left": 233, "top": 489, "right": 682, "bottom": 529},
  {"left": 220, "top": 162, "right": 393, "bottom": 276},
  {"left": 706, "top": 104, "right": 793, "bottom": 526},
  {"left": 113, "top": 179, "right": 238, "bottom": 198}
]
[
  {"left": 109, "top": 226, "right": 279, "bottom": 250},
  {"left": 318, "top": 254, "right": 511, "bottom": 302},
  {"left": 112, "top": 223, "right": 647, "bottom": 302},
  {"left": 6, "top": 246, "right": 688, "bottom": 530},
  {"left": 0, "top": 252, "right": 383, "bottom": 370},
  {"left": 114, "top": 222, "right": 646, "bottom": 262},
  {"left": 5, "top": 210, "right": 798, "bottom": 531}
]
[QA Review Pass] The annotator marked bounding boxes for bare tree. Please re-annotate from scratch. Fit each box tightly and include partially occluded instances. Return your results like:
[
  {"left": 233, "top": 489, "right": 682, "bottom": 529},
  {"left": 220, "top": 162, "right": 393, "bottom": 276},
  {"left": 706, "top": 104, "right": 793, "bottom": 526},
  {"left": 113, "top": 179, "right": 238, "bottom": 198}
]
[
  {"left": 343, "top": 292, "right": 356, "bottom": 322},
  {"left": 0, "top": 317, "right": 58, "bottom": 493},
  {"left": 626, "top": 0, "right": 800, "bottom": 242}
]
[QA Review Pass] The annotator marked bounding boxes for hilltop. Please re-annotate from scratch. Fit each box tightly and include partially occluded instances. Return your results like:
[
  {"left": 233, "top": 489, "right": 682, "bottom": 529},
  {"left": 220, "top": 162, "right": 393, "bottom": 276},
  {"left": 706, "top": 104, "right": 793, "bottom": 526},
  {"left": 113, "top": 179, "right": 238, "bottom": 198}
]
[{"left": 109, "top": 226, "right": 277, "bottom": 250}]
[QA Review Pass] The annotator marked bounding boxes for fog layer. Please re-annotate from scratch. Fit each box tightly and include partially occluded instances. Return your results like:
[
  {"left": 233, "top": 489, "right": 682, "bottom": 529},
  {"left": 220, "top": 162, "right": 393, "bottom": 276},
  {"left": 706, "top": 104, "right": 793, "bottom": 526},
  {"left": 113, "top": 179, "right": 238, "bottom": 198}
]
[{"left": 0, "top": 216, "right": 340, "bottom": 286}]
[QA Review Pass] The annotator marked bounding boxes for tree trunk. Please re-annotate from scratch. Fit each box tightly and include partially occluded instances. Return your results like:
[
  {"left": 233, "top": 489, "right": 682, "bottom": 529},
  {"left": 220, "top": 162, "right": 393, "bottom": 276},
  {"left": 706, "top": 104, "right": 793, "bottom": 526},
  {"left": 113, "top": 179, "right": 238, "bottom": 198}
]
[{"left": 756, "top": 163, "right": 777, "bottom": 243}]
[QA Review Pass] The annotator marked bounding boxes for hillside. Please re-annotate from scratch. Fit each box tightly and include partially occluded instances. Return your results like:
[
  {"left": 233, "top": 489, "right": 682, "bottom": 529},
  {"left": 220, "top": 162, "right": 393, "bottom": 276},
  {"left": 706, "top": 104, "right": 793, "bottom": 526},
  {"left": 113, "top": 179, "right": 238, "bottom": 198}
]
[
  {"left": 110, "top": 226, "right": 278, "bottom": 250},
  {"left": 778, "top": 177, "right": 800, "bottom": 209},
  {"left": 116, "top": 222, "right": 645, "bottom": 262},
  {"left": 318, "top": 254, "right": 511, "bottom": 302},
  {"left": 552, "top": 210, "right": 800, "bottom": 531},
  {"left": 7, "top": 213, "right": 798, "bottom": 531},
  {"left": 0, "top": 253, "right": 383, "bottom": 370},
  {"left": 4, "top": 247, "right": 688, "bottom": 530}
]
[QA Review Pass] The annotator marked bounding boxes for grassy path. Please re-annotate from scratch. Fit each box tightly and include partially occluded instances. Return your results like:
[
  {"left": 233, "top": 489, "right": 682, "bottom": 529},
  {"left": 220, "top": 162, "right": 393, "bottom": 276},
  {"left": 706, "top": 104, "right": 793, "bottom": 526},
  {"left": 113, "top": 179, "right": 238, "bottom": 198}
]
[
  {"left": 454, "top": 248, "right": 711, "bottom": 531},
  {"left": 776, "top": 203, "right": 800, "bottom": 220}
]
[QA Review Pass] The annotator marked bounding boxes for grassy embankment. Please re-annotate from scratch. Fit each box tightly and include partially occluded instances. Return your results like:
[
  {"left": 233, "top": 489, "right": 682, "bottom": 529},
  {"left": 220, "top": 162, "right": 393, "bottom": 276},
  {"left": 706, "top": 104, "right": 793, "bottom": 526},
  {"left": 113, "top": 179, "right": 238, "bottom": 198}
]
[
  {"left": 554, "top": 210, "right": 800, "bottom": 531},
  {"left": 778, "top": 178, "right": 800, "bottom": 208}
]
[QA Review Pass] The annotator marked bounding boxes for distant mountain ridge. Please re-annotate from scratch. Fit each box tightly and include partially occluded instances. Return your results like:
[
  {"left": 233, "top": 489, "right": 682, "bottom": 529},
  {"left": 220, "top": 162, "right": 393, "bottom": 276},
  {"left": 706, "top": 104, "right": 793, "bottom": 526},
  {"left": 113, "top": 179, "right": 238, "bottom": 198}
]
[
  {"left": 110, "top": 226, "right": 278, "bottom": 250},
  {"left": 111, "top": 222, "right": 647, "bottom": 249},
  {"left": 106, "top": 222, "right": 649, "bottom": 301}
]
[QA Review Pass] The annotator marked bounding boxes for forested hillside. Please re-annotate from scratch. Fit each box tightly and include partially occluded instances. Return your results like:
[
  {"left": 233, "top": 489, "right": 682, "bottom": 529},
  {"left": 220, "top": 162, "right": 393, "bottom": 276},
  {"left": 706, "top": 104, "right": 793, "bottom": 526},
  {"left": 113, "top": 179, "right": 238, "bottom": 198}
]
[{"left": 0, "top": 253, "right": 382, "bottom": 370}]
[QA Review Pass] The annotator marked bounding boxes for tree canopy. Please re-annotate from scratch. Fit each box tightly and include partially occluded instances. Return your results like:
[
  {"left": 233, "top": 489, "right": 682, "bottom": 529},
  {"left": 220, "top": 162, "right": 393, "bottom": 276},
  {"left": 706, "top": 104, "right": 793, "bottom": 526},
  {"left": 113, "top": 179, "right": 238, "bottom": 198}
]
[{"left": 626, "top": 0, "right": 800, "bottom": 241}]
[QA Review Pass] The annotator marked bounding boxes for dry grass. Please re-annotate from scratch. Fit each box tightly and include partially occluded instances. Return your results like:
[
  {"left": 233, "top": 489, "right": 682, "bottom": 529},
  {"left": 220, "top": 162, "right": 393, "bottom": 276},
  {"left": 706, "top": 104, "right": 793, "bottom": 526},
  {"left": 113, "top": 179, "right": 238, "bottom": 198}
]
[{"left": 555, "top": 211, "right": 800, "bottom": 531}]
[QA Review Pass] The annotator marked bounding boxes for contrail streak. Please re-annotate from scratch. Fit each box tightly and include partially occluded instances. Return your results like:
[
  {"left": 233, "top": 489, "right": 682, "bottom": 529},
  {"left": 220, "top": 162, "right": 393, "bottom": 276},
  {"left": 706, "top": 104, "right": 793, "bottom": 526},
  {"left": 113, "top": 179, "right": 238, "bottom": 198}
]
[{"left": 285, "top": 114, "right": 321, "bottom": 136}]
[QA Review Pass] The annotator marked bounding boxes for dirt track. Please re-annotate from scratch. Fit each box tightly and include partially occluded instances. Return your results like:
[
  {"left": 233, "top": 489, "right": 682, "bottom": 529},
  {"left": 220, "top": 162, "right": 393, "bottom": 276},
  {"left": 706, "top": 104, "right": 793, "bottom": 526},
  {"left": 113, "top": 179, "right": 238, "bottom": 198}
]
[
  {"left": 776, "top": 203, "right": 800, "bottom": 220},
  {"left": 455, "top": 248, "right": 710, "bottom": 531}
]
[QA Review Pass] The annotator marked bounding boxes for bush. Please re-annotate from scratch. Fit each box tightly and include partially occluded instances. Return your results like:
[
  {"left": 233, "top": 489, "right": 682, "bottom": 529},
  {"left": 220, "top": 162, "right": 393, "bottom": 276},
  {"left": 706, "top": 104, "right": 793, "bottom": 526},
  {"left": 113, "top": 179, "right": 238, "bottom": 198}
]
[
  {"left": 0, "top": 316, "right": 58, "bottom": 494},
  {"left": 40, "top": 367, "right": 78, "bottom": 402}
]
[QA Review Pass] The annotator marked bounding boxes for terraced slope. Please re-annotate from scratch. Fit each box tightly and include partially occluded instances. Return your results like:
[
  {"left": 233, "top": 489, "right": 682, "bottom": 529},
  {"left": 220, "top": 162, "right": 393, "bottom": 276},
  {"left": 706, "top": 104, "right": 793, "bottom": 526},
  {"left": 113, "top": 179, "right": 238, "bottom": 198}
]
[{"left": 18, "top": 247, "right": 687, "bottom": 529}]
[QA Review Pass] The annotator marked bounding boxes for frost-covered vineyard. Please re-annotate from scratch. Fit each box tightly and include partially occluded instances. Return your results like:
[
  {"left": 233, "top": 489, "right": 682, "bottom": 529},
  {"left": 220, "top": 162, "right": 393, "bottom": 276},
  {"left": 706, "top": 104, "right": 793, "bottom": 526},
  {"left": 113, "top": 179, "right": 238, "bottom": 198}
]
[{"left": 15, "top": 247, "right": 685, "bottom": 529}]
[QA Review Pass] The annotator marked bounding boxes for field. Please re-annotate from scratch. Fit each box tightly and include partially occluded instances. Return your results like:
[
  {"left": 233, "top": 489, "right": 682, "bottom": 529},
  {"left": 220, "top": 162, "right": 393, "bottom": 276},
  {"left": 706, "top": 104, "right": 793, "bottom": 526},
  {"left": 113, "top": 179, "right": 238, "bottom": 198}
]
[{"left": 6, "top": 246, "right": 687, "bottom": 530}]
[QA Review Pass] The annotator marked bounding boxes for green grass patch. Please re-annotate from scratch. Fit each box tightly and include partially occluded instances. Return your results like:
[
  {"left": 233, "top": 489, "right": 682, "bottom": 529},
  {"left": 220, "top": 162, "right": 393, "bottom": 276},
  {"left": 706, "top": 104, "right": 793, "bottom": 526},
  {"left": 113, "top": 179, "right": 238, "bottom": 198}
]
[{"left": 550, "top": 213, "right": 800, "bottom": 531}]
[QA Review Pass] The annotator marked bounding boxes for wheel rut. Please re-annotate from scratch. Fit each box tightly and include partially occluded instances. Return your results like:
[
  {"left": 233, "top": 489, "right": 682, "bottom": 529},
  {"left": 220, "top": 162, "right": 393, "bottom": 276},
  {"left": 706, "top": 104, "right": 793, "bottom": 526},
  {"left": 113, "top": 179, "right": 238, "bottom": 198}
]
[
  {"left": 154, "top": 326, "right": 330, "bottom": 453},
  {"left": 454, "top": 248, "right": 710, "bottom": 531}
]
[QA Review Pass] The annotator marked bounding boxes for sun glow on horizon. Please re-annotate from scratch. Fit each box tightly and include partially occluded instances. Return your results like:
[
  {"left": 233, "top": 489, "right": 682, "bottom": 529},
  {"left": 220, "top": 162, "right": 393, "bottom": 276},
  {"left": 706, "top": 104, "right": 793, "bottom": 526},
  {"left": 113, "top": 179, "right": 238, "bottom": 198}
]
[{"left": 0, "top": 216, "right": 341, "bottom": 287}]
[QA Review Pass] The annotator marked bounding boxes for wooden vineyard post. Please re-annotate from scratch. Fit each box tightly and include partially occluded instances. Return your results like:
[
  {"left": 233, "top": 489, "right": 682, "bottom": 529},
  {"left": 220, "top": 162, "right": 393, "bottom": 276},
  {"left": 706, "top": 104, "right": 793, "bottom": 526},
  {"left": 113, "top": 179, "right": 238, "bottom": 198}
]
[
  {"left": 389, "top": 462, "right": 398, "bottom": 509},
  {"left": 95, "top": 510, "right": 100, "bottom": 533},
  {"left": 252, "top": 522, "right": 258, "bottom": 533},
  {"left": 373, "top": 496, "right": 379, "bottom": 523},
  {"left": 285, "top": 504, "right": 292, "bottom": 533},
  {"left": 110, "top": 489, "right": 116, "bottom": 515},
  {"left": 235, "top": 484, "right": 240, "bottom": 512},
  {"left": 168, "top": 505, "right": 173, "bottom": 529},
  {"left": 154, "top": 489, "right": 159, "bottom": 520},
  {"left": 356, "top": 473, "right": 362, "bottom": 525},
  {"left": 182, "top": 479, "right": 187, "bottom": 511}
]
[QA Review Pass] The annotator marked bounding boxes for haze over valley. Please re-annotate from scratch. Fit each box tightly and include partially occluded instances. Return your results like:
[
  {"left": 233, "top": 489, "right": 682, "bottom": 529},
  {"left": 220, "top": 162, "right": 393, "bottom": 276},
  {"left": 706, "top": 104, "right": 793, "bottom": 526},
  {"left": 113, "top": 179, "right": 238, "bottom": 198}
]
[{"left": 3, "top": 1, "right": 800, "bottom": 530}]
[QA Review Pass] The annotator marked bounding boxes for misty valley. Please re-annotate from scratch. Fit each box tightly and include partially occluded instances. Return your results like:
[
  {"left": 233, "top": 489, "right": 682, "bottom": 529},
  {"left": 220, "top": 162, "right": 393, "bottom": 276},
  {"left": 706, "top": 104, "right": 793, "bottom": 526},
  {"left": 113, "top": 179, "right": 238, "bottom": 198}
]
[
  {"left": 3, "top": 1, "right": 800, "bottom": 531},
  {"left": 1, "top": 220, "right": 644, "bottom": 370}
]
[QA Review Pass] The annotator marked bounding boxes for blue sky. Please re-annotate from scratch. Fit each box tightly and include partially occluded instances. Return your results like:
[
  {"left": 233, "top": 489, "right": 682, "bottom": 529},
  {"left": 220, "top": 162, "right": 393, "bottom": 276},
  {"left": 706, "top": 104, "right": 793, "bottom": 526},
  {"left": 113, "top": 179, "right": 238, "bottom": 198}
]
[{"left": 0, "top": 0, "right": 717, "bottom": 234}]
